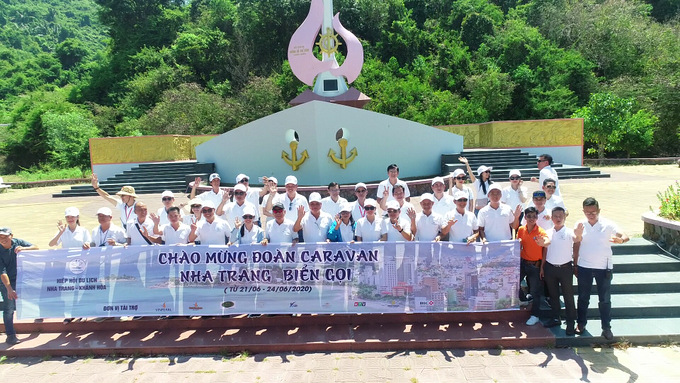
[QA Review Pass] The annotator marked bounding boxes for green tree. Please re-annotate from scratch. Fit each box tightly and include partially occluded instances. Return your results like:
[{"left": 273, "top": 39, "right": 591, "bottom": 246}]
[{"left": 43, "top": 111, "right": 100, "bottom": 169}]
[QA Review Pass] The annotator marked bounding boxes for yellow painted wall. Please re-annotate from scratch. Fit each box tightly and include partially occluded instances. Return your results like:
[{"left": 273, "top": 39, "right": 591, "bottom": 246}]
[
  {"left": 436, "top": 119, "right": 582, "bottom": 148},
  {"left": 90, "top": 135, "right": 216, "bottom": 165}
]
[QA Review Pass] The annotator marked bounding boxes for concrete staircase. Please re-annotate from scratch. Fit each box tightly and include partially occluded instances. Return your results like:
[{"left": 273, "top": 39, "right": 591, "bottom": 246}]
[
  {"left": 441, "top": 149, "right": 609, "bottom": 181},
  {"left": 53, "top": 161, "right": 214, "bottom": 197}
]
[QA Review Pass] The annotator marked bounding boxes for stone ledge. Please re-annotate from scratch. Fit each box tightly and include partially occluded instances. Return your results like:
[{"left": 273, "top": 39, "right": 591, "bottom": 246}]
[{"left": 642, "top": 211, "right": 680, "bottom": 231}]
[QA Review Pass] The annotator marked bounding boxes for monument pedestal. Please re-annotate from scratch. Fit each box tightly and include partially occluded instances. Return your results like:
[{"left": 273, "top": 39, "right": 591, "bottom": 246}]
[{"left": 289, "top": 87, "right": 371, "bottom": 109}]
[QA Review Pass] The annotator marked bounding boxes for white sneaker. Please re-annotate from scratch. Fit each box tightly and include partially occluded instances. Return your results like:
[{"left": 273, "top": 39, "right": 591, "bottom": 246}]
[{"left": 526, "top": 315, "right": 540, "bottom": 326}]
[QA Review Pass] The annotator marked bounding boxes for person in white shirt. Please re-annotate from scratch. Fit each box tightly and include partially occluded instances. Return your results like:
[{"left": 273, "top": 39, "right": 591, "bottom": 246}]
[
  {"left": 156, "top": 190, "right": 183, "bottom": 225},
  {"left": 541, "top": 206, "right": 583, "bottom": 335},
  {"left": 477, "top": 185, "right": 521, "bottom": 242},
  {"left": 355, "top": 199, "right": 382, "bottom": 242},
  {"left": 431, "top": 177, "right": 456, "bottom": 217},
  {"left": 217, "top": 183, "right": 258, "bottom": 227},
  {"left": 573, "top": 197, "right": 628, "bottom": 341},
  {"left": 262, "top": 202, "right": 298, "bottom": 245},
  {"left": 261, "top": 177, "right": 279, "bottom": 219},
  {"left": 321, "top": 182, "right": 348, "bottom": 217},
  {"left": 235, "top": 173, "right": 268, "bottom": 222},
  {"left": 380, "top": 200, "right": 413, "bottom": 242},
  {"left": 327, "top": 203, "right": 356, "bottom": 243},
  {"left": 380, "top": 184, "right": 415, "bottom": 224},
  {"left": 458, "top": 156, "right": 494, "bottom": 213},
  {"left": 90, "top": 207, "right": 127, "bottom": 247},
  {"left": 228, "top": 205, "right": 265, "bottom": 245},
  {"left": 350, "top": 182, "right": 371, "bottom": 222},
  {"left": 376, "top": 163, "right": 410, "bottom": 205},
  {"left": 410, "top": 193, "right": 444, "bottom": 241},
  {"left": 531, "top": 154, "right": 561, "bottom": 196},
  {"left": 150, "top": 206, "right": 191, "bottom": 245},
  {"left": 91, "top": 174, "right": 137, "bottom": 229},
  {"left": 293, "top": 192, "right": 333, "bottom": 243},
  {"left": 190, "top": 173, "right": 227, "bottom": 209},
  {"left": 267, "top": 175, "right": 309, "bottom": 223},
  {"left": 126, "top": 202, "right": 158, "bottom": 246},
  {"left": 183, "top": 199, "right": 203, "bottom": 226},
  {"left": 501, "top": 169, "right": 528, "bottom": 212},
  {"left": 49, "top": 207, "right": 91, "bottom": 249},
  {"left": 447, "top": 169, "right": 474, "bottom": 212},
  {"left": 522, "top": 191, "right": 553, "bottom": 230},
  {"left": 441, "top": 191, "right": 479, "bottom": 244},
  {"left": 543, "top": 178, "right": 566, "bottom": 212},
  {"left": 188, "top": 200, "right": 232, "bottom": 245}
]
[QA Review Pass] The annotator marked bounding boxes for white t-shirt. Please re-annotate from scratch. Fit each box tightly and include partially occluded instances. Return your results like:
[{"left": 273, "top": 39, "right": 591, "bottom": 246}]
[
  {"left": 182, "top": 213, "right": 203, "bottom": 226},
  {"left": 432, "top": 193, "right": 456, "bottom": 217},
  {"left": 230, "top": 225, "right": 265, "bottom": 245},
  {"left": 321, "top": 196, "right": 348, "bottom": 217},
  {"left": 56, "top": 226, "right": 92, "bottom": 248},
  {"left": 198, "top": 189, "right": 227, "bottom": 209},
  {"left": 472, "top": 179, "right": 493, "bottom": 208},
  {"left": 444, "top": 210, "right": 478, "bottom": 243},
  {"left": 414, "top": 212, "right": 444, "bottom": 241},
  {"left": 521, "top": 208, "right": 554, "bottom": 230},
  {"left": 546, "top": 226, "right": 575, "bottom": 265},
  {"left": 273, "top": 193, "right": 309, "bottom": 222},
  {"left": 245, "top": 188, "right": 262, "bottom": 214},
  {"left": 350, "top": 200, "right": 369, "bottom": 222},
  {"left": 116, "top": 201, "right": 136, "bottom": 228},
  {"left": 376, "top": 179, "right": 410, "bottom": 203},
  {"left": 539, "top": 166, "right": 561, "bottom": 196},
  {"left": 195, "top": 218, "right": 232, "bottom": 245},
  {"left": 576, "top": 218, "right": 620, "bottom": 270},
  {"left": 266, "top": 219, "right": 296, "bottom": 245},
  {"left": 221, "top": 201, "right": 258, "bottom": 227},
  {"left": 398, "top": 201, "right": 416, "bottom": 222},
  {"left": 126, "top": 217, "right": 157, "bottom": 246},
  {"left": 161, "top": 223, "right": 191, "bottom": 245},
  {"left": 156, "top": 207, "right": 184, "bottom": 226},
  {"left": 299, "top": 212, "right": 333, "bottom": 243},
  {"left": 91, "top": 224, "right": 127, "bottom": 247},
  {"left": 380, "top": 217, "right": 412, "bottom": 242},
  {"left": 501, "top": 186, "right": 527, "bottom": 211},
  {"left": 477, "top": 204, "right": 515, "bottom": 242},
  {"left": 330, "top": 221, "right": 355, "bottom": 242},
  {"left": 450, "top": 185, "right": 475, "bottom": 212},
  {"left": 355, "top": 216, "right": 383, "bottom": 242}
]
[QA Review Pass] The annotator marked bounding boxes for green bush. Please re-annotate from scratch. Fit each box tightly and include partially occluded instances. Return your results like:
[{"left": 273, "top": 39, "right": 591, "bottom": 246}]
[{"left": 657, "top": 181, "right": 680, "bottom": 221}]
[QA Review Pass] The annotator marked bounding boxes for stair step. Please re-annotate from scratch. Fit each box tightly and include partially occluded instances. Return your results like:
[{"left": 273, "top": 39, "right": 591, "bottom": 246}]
[{"left": 554, "top": 317, "right": 680, "bottom": 346}]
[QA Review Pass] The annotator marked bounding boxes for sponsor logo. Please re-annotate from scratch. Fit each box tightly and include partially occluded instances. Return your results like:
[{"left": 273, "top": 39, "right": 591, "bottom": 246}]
[
  {"left": 289, "top": 302, "right": 298, "bottom": 308},
  {"left": 354, "top": 302, "right": 366, "bottom": 307},
  {"left": 188, "top": 302, "right": 204, "bottom": 310},
  {"left": 68, "top": 258, "right": 87, "bottom": 274},
  {"left": 155, "top": 302, "right": 172, "bottom": 312},
  {"left": 221, "top": 301, "right": 234, "bottom": 308}
]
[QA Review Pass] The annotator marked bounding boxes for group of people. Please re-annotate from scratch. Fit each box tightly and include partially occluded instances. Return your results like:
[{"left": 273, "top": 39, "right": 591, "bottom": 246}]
[{"left": 0, "top": 155, "right": 627, "bottom": 345}]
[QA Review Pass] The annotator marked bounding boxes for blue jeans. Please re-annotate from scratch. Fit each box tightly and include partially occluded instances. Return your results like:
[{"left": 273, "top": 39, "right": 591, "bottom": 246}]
[
  {"left": 0, "top": 283, "right": 16, "bottom": 337},
  {"left": 520, "top": 260, "right": 542, "bottom": 317},
  {"left": 577, "top": 266, "right": 612, "bottom": 330}
]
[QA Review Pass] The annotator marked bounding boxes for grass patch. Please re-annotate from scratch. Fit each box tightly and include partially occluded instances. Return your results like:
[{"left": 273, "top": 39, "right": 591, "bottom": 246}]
[
  {"left": 2, "top": 166, "right": 90, "bottom": 183},
  {"left": 221, "top": 350, "right": 250, "bottom": 362},
  {"left": 0, "top": 355, "right": 7, "bottom": 364},
  {"left": 195, "top": 370, "right": 217, "bottom": 374},
  {"left": 410, "top": 378, "right": 418, "bottom": 383}
]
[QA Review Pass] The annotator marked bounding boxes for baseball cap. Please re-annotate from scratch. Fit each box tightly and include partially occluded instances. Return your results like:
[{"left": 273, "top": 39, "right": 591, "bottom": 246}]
[
  {"left": 533, "top": 190, "right": 547, "bottom": 198},
  {"left": 234, "top": 184, "right": 247, "bottom": 192},
  {"left": 453, "top": 191, "right": 468, "bottom": 201},
  {"left": 488, "top": 184, "right": 502, "bottom": 193},
  {"left": 208, "top": 173, "right": 221, "bottom": 182},
  {"left": 420, "top": 193, "right": 435, "bottom": 202},
  {"left": 386, "top": 200, "right": 400, "bottom": 210},
  {"left": 64, "top": 207, "right": 80, "bottom": 217},
  {"left": 242, "top": 205, "right": 257, "bottom": 217},
  {"left": 364, "top": 198, "right": 377, "bottom": 207},
  {"left": 477, "top": 165, "right": 493, "bottom": 176},
  {"left": 202, "top": 200, "right": 216, "bottom": 209},
  {"left": 451, "top": 169, "right": 465, "bottom": 178},
  {"left": 431, "top": 177, "right": 445, "bottom": 186},
  {"left": 235, "top": 173, "right": 249, "bottom": 183},
  {"left": 161, "top": 190, "right": 174, "bottom": 198},
  {"left": 339, "top": 203, "right": 352, "bottom": 213},
  {"left": 285, "top": 175, "right": 298, "bottom": 185},
  {"left": 272, "top": 201, "right": 285, "bottom": 210},
  {"left": 308, "top": 192, "right": 322, "bottom": 203},
  {"left": 96, "top": 207, "right": 113, "bottom": 216},
  {"left": 0, "top": 227, "right": 12, "bottom": 235},
  {"left": 189, "top": 198, "right": 202, "bottom": 207},
  {"left": 509, "top": 169, "right": 521, "bottom": 177},
  {"left": 354, "top": 182, "right": 367, "bottom": 190},
  {"left": 269, "top": 177, "right": 278, "bottom": 184}
]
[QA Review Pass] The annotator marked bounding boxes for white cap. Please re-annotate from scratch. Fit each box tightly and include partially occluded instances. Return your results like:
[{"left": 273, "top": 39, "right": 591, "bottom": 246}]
[
  {"left": 209, "top": 173, "right": 221, "bottom": 182},
  {"left": 354, "top": 182, "right": 367, "bottom": 190},
  {"left": 96, "top": 207, "right": 113, "bottom": 216},
  {"left": 476, "top": 165, "right": 493, "bottom": 176},
  {"left": 420, "top": 193, "right": 435, "bottom": 202},
  {"left": 202, "top": 200, "right": 216, "bottom": 209},
  {"left": 235, "top": 173, "right": 249, "bottom": 183},
  {"left": 431, "top": 177, "right": 445, "bottom": 186},
  {"left": 161, "top": 190, "right": 174, "bottom": 198},
  {"left": 339, "top": 203, "right": 352, "bottom": 213},
  {"left": 269, "top": 176, "right": 278, "bottom": 184},
  {"left": 451, "top": 169, "right": 465, "bottom": 178},
  {"left": 509, "top": 169, "right": 521, "bottom": 177},
  {"left": 285, "top": 175, "right": 298, "bottom": 185},
  {"left": 308, "top": 192, "right": 322, "bottom": 203},
  {"left": 488, "top": 184, "right": 502, "bottom": 193},
  {"left": 386, "top": 200, "right": 400, "bottom": 211},
  {"left": 364, "top": 198, "right": 377, "bottom": 207},
  {"left": 64, "top": 207, "right": 80, "bottom": 217},
  {"left": 242, "top": 205, "right": 257, "bottom": 217},
  {"left": 234, "top": 184, "right": 247, "bottom": 192},
  {"left": 188, "top": 198, "right": 202, "bottom": 207},
  {"left": 453, "top": 191, "right": 469, "bottom": 201}
]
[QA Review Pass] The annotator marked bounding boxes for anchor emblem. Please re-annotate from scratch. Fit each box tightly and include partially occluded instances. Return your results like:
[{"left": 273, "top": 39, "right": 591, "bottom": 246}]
[
  {"left": 282, "top": 140, "right": 309, "bottom": 171},
  {"left": 328, "top": 137, "right": 357, "bottom": 169}
]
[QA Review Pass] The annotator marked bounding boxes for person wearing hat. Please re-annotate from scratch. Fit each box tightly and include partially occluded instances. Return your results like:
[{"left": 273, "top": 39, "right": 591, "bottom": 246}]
[
  {"left": 91, "top": 174, "right": 137, "bottom": 229},
  {"left": 261, "top": 177, "right": 279, "bottom": 218},
  {"left": 188, "top": 200, "right": 232, "bottom": 245},
  {"left": 155, "top": 190, "right": 184, "bottom": 226},
  {"left": 441, "top": 191, "right": 479, "bottom": 244},
  {"left": 183, "top": 198, "right": 204, "bottom": 226},
  {"left": 522, "top": 190, "right": 553, "bottom": 230},
  {"left": 458, "top": 157, "right": 494, "bottom": 213},
  {"left": 477, "top": 184, "right": 521, "bottom": 242},
  {"left": 48, "top": 207, "right": 92, "bottom": 249},
  {"left": 430, "top": 177, "right": 456, "bottom": 217},
  {"left": 267, "top": 175, "right": 309, "bottom": 223},
  {"left": 350, "top": 182, "right": 371, "bottom": 222},
  {"left": 411, "top": 193, "right": 445, "bottom": 241},
  {"left": 321, "top": 182, "right": 348, "bottom": 217},
  {"left": 293, "top": 192, "right": 333, "bottom": 243},
  {"left": 376, "top": 164, "right": 410, "bottom": 206},
  {"left": 379, "top": 200, "right": 413, "bottom": 242},
  {"left": 228, "top": 205, "right": 265, "bottom": 245},
  {"left": 327, "top": 203, "right": 356, "bottom": 243},
  {"left": 217, "top": 183, "right": 259, "bottom": 228},
  {"left": 354, "top": 199, "right": 382, "bottom": 242},
  {"left": 262, "top": 201, "right": 298, "bottom": 245},
  {"left": 379, "top": 184, "right": 416, "bottom": 224},
  {"left": 0, "top": 227, "right": 38, "bottom": 345},
  {"left": 126, "top": 202, "right": 159, "bottom": 246},
  {"left": 90, "top": 207, "right": 127, "bottom": 247},
  {"left": 501, "top": 169, "right": 528, "bottom": 212},
  {"left": 190, "top": 173, "right": 227, "bottom": 210},
  {"left": 447, "top": 168, "right": 474, "bottom": 213},
  {"left": 150, "top": 206, "right": 191, "bottom": 245},
  {"left": 235, "top": 173, "right": 269, "bottom": 217}
]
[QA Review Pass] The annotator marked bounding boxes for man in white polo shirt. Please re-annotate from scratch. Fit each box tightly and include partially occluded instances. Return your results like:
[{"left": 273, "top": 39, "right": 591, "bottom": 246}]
[
  {"left": 268, "top": 175, "right": 309, "bottom": 222},
  {"left": 126, "top": 202, "right": 158, "bottom": 246},
  {"left": 217, "top": 183, "right": 258, "bottom": 228},
  {"left": 531, "top": 154, "right": 561, "bottom": 196},
  {"left": 522, "top": 191, "right": 553, "bottom": 230},
  {"left": 411, "top": 193, "right": 444, "bottom": 241},
  {"left": 191, "top": 173, "right": 227, "bottom": 209},
  {"left": 431, "top": 177, "right": 456, "bottom": 217},
  {"left": 380, "top": 200, "right": 413, "bottom": 242},
  {"left": 188, "top": 200, "right": 232, "bottom": 245},
  {"left": 293, "top": 192, "right": 333, "bottom": 243},
  {"left": 321, "top": 182, "right": 348, "bottom": 217},
  {"left": 573, "top": 197, "right": 628, "bottom": 341},
  {"left": 441, "top": 191, "right": 479, "bottom": 244},
  {"left": 477, "top": 184, "right": 521, "bottom": 242},
  {"left": 235, "top": 173, "right": 268, "bottom": 216},
  {"left": 262, "top": 202, "right": 298, "bottom": 245},
  {"left": 376, "top": 164, "right": 410, "bottom": 205}
]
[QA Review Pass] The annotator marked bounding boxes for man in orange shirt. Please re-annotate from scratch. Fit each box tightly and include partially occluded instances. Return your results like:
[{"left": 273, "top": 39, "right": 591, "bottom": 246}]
[{"left": 517, "top": 207, "right": 551, "bottom": 326}]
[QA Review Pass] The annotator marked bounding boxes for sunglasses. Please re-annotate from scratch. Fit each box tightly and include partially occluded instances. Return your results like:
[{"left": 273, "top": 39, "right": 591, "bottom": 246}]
[
  {"left": 387, "top": 209, "right": 399, "bottom": 213},
  {"left": 356, "top": 189, "right": 367, "bottom": 193},
  {"left": 365, "top": 206, "right": 376, "bottom": 211},
  {"left": 273, "top": 208, "right": 285, "bottom": 213},
  {"left": 456, "top": 198, "right": 468, "bottom": 202},
  {"left": 483, "top": 170, "right": 491, "bottom": 174},
  {"left": 201, "top": 208, "right": 213, "bottom": 213},
  {"left": 455, "top": 176, "right": 466, "bottom": 180},
  {"left": 234, "top": 191, "right": 246, "bottom": 196},
  {"left": 545, "top": 185, "right": 556, "bottom": 189},
  {"left": 162, "top": 197, "right": 173, "bottom": 201},
  {"left": 525, "top": 215, "right": 538, "bottom": 220},
  {"left": 242, "top": 215, "right": 255, "bottom": 219},
  {"left": 239, "top": 179, "right": 249, "bottom": 183},
  {"left": 191, "top": 205, "right": 202, "bottom": 209},
  {"left": 509, "top": 177, "right": 521, "bottom": 180}
]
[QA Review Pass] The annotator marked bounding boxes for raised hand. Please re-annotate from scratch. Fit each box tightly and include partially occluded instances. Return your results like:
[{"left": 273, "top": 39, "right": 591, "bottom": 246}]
[
  {"left": 458, "top": 156, "right": 468, "bottom": 165},
  {"left": 446, "top": 218, "right": 458, "bottom": 228},
  {"left": 406, "top": 207, "right": 416, "bottom": 221},
  {"left": 234, "top": 217, "right": 242, "bottom": 229},
  {"left": 57, "top": 220, "right": 66, "bottom": 233},
  {"left": 575, "top": 222, "right": 584, "bottom": 237},
  {"left": 536, "top": 235, "right": 547, "bottom": 247},
  {"left": 514, "top": 204, "right": 522, "bottom": 217},
  {"left": 91, "top": 174, "right": 99, "bottom": 188},
  {"left": 149, "top": 213, "right": 160, "bottom": 225},
  {"left": 383, "top": 188, "right": 389, "bottom": 199},
  {"left": 297, "top": 205, "right": 305, "bottom": 219}
]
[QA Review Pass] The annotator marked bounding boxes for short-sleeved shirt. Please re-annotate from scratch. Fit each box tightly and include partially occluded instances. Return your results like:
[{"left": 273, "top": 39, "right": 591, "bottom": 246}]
[
  {"left": 472, "top": 179, "right": 492, "bottom": 206},
  {"left": 477, "top": 204, "right": 515, "bottom": 242},
  {"left": 539, "top": 166, "right": 561, "bottom": 196},
  {"left": 161, "top": 223, "right": 191, "bottom": 245},
  {"left": 444, "top": 210, "right": 478, "bottom": 243},
  {"left": 56, "top": 226, "right": 92, "bottom": 248},
  {"left": 355, "top": 217, "right": 383, "bottom": 242},
  {"left": 221, "top": 201, "right": 259, "bottom": 227},
  {"left": 380, "top": 217, "right": 412, "bottom": 242},
  {"left": 299, "top": 212, "right": 333, "bottom": 243},
  {"left": 198, "top": 189, "right": 227, "bottom": 209},
  {"left": 245, "top": 188, "right": 262, "bottom": 213},
  {"left": 321, "top": 196, "right": 348, "bottom": 217},
  {"left": 195, "top": 218, "right": 232, "bottom": 245},
  {"left": 577, "top": 218, "right": 620, "bottom": 270},
  {"left": 432, "top": 194, "right": 456, "bottom": 217},
  {"left": 266, "top": 219, "right": 296, "bottom": 245},
  {"left": 501, "top": 186, "right": 527, "bottom": 211},
  {"left": 273, "top": 193, "right": 309, "bottom": 222},
  {"left": 351, "top": 200, "right": 369, "bottom": 222},
  {"left": 546, "top": 226, "right": 575, "bottom": 265},
  {"left": 521, "top": 208, "right": 553, "bottom": 230},
  {"left": 398, "top": 201, "right": 416, "bottom": 222},
  {"left": 230, "top": 225, "right": 265, "bottom": 245},
  {"left": 414, "top": 212, "right": 444, "bottom": 241},
  {"left": 517, "top": 224, "right": 547, "bottom": 262},
  {"left": 156, "top": 207, "right": 184, "bottom": 226},
  {"left": 91, "top": 224, "right": 127, "bottom": 247},
  {"left": 126, "top": 218, "right": 157, "bottom": 246},
  {"left": 450, "top": 185, "right": 475, "bottom": 212},
  {"left": 116, "top": 201, "right": 136, "bottom": 228},
  {"left": 0, "top": 238, "right": 32, "bottom": 285},
  {"left": 376, "top": 179, "right": 410, "bottom": 203}
]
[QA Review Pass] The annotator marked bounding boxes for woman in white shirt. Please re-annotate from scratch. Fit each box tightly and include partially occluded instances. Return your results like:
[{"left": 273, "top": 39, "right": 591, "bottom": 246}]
[
  {"left": 49, "top": 207, "right": 91, "bottom": 249},
  {"left": 229, "top": 206, "right": 264, "bottom": 245}
]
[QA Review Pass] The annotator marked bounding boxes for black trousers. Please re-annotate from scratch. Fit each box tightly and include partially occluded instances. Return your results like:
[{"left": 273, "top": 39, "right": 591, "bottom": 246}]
[{"left": 543, "top": 261, "right": 576, "bottom": 323}]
